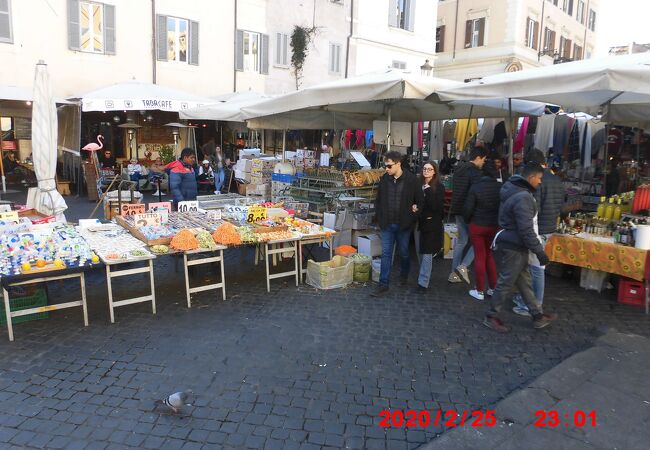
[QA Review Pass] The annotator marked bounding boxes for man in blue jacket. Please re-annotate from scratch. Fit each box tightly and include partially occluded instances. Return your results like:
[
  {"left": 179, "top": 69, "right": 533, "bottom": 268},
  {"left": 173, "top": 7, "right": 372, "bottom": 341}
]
[{"left": 484, "top": 163, "right": 558, "bottom": 332}]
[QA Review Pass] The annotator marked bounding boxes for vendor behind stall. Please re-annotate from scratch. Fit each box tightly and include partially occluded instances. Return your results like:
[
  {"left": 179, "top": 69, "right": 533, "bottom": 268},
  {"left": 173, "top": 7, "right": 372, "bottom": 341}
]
[
  {"left": 2, "top": 152, "right": 36, "bottom": 185},
  {"left": 100, "top": 150, "right": 117, "bottom": 169},
  {"left": 166, "top": 147, "right": 197, "bottom": 206}
]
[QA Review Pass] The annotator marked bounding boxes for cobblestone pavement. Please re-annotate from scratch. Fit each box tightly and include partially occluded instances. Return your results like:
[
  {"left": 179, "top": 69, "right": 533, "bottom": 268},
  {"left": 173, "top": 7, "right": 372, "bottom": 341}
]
[
  {"left": 0, "top": 239, "right": 649, "bottom": 449},
  {"left": 0, "top": 192, "right": 650, "bottom": 449}
]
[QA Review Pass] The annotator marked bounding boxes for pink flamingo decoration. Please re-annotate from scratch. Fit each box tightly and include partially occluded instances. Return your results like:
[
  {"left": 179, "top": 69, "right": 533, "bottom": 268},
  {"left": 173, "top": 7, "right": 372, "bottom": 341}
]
[{"left": 82, "top": 135, "right": 104, "bottom": 151}]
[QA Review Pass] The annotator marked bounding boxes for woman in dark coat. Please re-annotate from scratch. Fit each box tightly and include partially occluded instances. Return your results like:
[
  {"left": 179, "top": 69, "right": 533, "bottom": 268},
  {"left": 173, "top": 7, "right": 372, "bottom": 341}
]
[{"left": 417, "top": 161, "right": 445, "bottom": 291}]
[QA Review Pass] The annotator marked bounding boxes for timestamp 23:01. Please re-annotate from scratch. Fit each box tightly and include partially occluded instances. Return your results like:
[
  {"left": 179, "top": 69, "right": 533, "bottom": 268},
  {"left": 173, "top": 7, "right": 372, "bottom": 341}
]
[{"left": 534, "top": 410, "right": 597, "bottom": 427}]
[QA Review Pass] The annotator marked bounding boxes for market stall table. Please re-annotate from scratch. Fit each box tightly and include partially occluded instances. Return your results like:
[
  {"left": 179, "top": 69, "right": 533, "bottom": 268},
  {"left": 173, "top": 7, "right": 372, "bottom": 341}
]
[
  {"left": 182, "top": 246, "right": 227, "bottom": 308},
  {"left": 546, "top": 233, "right": 650, "bottom": 313},
  {"left": 263, "top": 236, "right": 300, "bottom": 292}
]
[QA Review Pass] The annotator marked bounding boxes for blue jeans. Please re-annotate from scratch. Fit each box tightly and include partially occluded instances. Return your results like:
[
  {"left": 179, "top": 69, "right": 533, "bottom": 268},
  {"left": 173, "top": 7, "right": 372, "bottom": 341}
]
[
  {"left": 379, "top": 224, "right": 411, "bottom": 287},
  {"left": 418, "top": 253, "right": 434, "bottom": 288},
  {"left": 452, "top": 215, "right": 474, "bottom": 271},
  {"left": 214, "top": 168, "right": 225, "bottom": 192}
]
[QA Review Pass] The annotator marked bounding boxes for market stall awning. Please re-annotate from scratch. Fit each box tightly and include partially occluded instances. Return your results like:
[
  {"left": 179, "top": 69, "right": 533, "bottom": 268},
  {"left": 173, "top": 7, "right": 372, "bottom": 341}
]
[
  {"left": 240, "top": 70, "right": 547, "bottom": 129},
  {"left": 436, "top": 52, "right": 650, "bottom": 125},
  {"left": 70, "top": 80, "right": 212, "bottom": 112},
  {"left": 179, "top": 91, "right": 275, "bottom": 122}
]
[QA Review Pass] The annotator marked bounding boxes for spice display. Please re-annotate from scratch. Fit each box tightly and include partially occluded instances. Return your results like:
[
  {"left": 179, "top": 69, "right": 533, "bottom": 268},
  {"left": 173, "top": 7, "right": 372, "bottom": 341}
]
[
  {"left": 196, "top": 230, "right": 218, "bottom": 250},
  {"left": 150, "top": 245, "right": 170, "bottom": 254},
  {"left": 170, "top": 229, "right": 200, "bottom": 251},
  {"left": 213, "top": 222, "right": 242, "bottom": 246}
]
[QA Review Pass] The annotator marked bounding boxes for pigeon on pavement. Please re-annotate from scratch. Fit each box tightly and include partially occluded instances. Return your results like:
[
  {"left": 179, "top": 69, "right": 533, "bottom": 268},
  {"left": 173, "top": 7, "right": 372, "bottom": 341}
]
[{"left": 153, "top": 390, "right": 193, "bottom": 414}]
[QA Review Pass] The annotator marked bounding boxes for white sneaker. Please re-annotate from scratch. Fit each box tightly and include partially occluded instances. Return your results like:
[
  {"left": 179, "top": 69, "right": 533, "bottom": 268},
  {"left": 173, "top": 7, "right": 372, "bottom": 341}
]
[
  {"left": 214, "top": 190, "right": 221, "bottom": 195},
  {"left": 152, "top": 191, "right": 160, "bottom": 196},
  {"left": 456, "top": 265, "right": 470, "bottom": 284},
  {"left": 469, "top": 289, "right": 484, "bottom": 301},
  {"left": 512, "top": 306, "right": 532, "bottom": 317},
  {"left": 487, "top": 289, "right": 494, "bottom": 297}
]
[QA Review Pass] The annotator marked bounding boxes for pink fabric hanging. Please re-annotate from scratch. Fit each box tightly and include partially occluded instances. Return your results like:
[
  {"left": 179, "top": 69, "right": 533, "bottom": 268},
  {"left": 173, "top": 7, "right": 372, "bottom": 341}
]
[
  {"left": 355, "top": 129, "right": 365, "bottom": 148},
  {"left": 514, "top": 117, "right": 529, "bottom": 152},
  {"left": 345, "top": 129, "right": 352, "bottom": 148},
  {"left": 417, "top": 122, "right": 423, "bottom": 149}
]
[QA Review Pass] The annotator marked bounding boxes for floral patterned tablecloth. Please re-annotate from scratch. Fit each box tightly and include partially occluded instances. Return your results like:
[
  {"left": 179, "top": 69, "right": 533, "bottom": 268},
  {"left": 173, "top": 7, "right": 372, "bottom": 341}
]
[{"left": 546, "top": 234, "right": 650, "bottom": 281}]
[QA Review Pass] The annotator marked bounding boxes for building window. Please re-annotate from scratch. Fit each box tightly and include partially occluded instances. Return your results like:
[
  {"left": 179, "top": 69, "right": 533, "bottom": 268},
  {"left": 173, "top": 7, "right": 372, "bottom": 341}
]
[
  {"left": 235, "top": 30, "right": 268, "bottom": 74},
  {"left": 464, "top": 17, "right": 485, "bottom": 48},
  {"left": 391, "top": 60, "right": 406, "bottom": 70},
  {"left": 166, "top": 17, "right": 188, "bottom": 62},
  {"left": 576, "top": 0, "right": 585, "bottom": 24},
  {"left": 68, "top": 0, "right": 115, "bottom": 54},
  {"left": 562, "top": 0, "right": 574, "bottom": 16},
  {"left": 588, "top": 9, "right": 596, "bottom": 31},
  {"left": 543, "top": 27, "right": 556, "bottom": 53},
  {"left": 436, "top": 25, "right": 445, "bottom": 53},
  {"left": 0, "top": 0, "right": 13, "bottom": 43},
  {"left": 559, "top": 36, "right": 572, "bottom": 59},
  {"left": 275, "top": 32, "right": 289, "bottom": 67},
  {"left": 156, "top": 15, "right": 199, "bottom": 64},
  {"left": 389, "top": 0, "right": 415, "bottom": 32},
  {"left": 573, "top": 43, "right": 583, "bottom": 60},
  {"left": 329, "top": 42, "right": 341, "bottom": 74},
  {"left": 525, "top": 17, "right": 539, "bottom": 50}
]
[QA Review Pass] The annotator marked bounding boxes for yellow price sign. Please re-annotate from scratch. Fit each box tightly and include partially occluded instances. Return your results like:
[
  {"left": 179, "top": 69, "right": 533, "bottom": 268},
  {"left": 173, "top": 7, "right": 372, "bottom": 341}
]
[
  {"left": 0, "top": 211, "right": 19, "bottom": 222},
  {"left": 246, "top": 206, "right": 267, "bottom": 223}
]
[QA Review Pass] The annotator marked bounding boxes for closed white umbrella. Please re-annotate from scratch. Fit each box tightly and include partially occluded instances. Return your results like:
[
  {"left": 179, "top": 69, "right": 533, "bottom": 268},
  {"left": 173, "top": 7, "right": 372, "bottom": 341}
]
[{"left": 32, "top": 60, "right": 67, "bottom": 220}]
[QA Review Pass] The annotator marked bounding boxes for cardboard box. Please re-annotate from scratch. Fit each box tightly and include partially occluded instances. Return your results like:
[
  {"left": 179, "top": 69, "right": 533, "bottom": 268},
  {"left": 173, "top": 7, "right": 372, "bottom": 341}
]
[
  {"left": 306, "top": 256, "right": 353, "bottom": 290},
  {"left": 351, "top": 211, "right": 374, "bottom": 230},
  {"left": 352, "top": 229, "right": 376, "bottom": 247},
  {"left": 357, "top": 233, "right": 382, "bottom": 257},
  {"left": 239, "top": 148, "right": 261, "bottom": 159},
  {"left": 325, "top": 229, "right": 351, "bottom": 249},
  {"left": 323, "top": 210, "right": 353, "bottom": 231},
  {"left": 235, "top": 159, "right": 253, "bottom": 172},
  {"left": 246, "top": 183, "right": 271, "bottom": 196},
  {"left": 234, "top": 169, "right": 252, "bottom": 183}
]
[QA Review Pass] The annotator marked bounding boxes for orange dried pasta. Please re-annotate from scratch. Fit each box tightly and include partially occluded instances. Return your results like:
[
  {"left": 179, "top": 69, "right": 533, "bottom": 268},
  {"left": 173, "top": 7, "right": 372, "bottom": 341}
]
[
  {"left": 170, "top": 229, "right": 199, "bottom": 251},
  {"left": 212, "top": 222, "right": 242, "bottom": 246}
]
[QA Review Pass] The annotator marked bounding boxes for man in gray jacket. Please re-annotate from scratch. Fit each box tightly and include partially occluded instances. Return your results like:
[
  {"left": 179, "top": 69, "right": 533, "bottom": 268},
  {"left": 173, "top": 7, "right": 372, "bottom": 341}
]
[
  {"left": 484, "top": 163, "right": 558, "bottom": 333},
  {"left": 512, "top": 150, "right": 566, "bottom": 316}
]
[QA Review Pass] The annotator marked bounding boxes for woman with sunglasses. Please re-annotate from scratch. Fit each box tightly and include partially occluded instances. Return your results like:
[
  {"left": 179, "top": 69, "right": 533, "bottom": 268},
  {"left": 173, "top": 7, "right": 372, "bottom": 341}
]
[{"left": 416, "top": 161, "right": 445, "bottom": 292}]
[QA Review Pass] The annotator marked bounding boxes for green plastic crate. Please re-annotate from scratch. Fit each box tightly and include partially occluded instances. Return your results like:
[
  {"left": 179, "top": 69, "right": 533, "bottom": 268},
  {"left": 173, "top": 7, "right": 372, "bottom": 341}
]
[{"left": 0, "top": 287, "right": 49, "bottom": 325}]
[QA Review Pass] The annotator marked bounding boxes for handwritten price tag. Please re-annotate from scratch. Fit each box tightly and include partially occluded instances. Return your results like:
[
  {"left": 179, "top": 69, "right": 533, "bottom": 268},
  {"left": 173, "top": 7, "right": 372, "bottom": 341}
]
[
  {"left": 0, "top": 211, "right": 19, "bottom": 222},
  {"left": 246, "top": 206, "right": 267, "bottom": 223},
  {"left": 207, "top": 210, "right": 222, "bottom": 221},
  {"left": 148, "top": 202, "right": 171, "bottom": 224},
  {"left": 148, "top": 201, "right": 172, "bottom": 211},
  {"left": 134, "top": 213, "right": 162, "bottom": 227},
  {"left": 120, "top": 203, "right": 145, "bottom": 217},
  {"left": 177, "top": 201, "right": 199, "bottom": 213}
]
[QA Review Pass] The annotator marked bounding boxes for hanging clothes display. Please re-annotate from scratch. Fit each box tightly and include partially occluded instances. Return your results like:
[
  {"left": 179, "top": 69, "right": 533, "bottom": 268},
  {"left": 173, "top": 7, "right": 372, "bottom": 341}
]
[
  {"left": 354, "top": 129, "right": 365, "bottom": 148},
  {"left": 581, "top": 121, "right": 592, "bottom": 168},
  {"left": 567, "top": 120, "right": 581, "bottom": 162},
  {"left": 417, "top": 122, "right": 423, "bottom": 149},
  {"left": 429, "top": 120, "right": 444, "bottom": 161},
  {"left": 590, "top": 122, "right": 607, "bottom": 160},
  {"left": 533, "top": 114, "right": 555, "bottom": 151},
  {"left": 514, "top": 117, "right": 529, "bottom": 152},
  {"left": 365, "top": 130, "right": 374, "bottom": 148},
  {"left": 344, "top": 129, "right": 352, "bottom": 149},
  {"left": 443, "top": 121, "right": 456, "bottom": 145},
  {"left": 454, "top": 118, "right": 478, "bottom": 152},
  {"left": 552, "top": 114, "right": 570, "bottom": 156},
  {"left": 477, "top": 118, "right": 502, "bottom": 144}
]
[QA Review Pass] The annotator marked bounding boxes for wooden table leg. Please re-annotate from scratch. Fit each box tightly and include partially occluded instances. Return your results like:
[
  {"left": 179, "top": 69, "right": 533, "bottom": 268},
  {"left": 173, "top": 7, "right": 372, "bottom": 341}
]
[
  {"left": 106, "top": 266, "right": 115, "bottom": 323},
  {"left": 3, "top": 287, "right": 13, "bottom": 342},
  {"left": 149, "top": 260, "right": 157, "bottom": 314},
  {"left": 80, "top": 272, "right": 88, "bottom": 327},
  {"left": 183, "top": 253, "right": 191, "bottom": 308}
]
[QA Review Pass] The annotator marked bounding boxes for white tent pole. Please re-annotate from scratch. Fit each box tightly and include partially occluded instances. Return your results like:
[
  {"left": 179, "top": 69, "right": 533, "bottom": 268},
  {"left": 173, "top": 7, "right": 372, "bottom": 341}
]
[
  {"left": 282, "top": 128, "right": 286, "bottom": 162},
  {"left": 603, "top": 121, "right": 609, "bottom": 195},
  {"left": 387, "top": 106, "right": 392, "bottom": 152},
  {"left": 261, "top": 129, "right": 265, "bottom": 153},
  {"left": 508, "top": 98, "right": 514, "bottom": 175}
]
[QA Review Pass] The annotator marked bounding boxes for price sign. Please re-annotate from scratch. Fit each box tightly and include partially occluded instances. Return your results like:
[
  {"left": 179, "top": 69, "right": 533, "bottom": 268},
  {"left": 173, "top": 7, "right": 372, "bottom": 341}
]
[
  {"left": 148, "top": 201, "right": 172, "bottom": 211},
  {"left": 177, "top": 201, "right": 199, "bottom": 213},
  {"left": 225, "top": 205, "right": 246, "bottom": 213},
  {"left": 120, "top": 203, "right": 145, "bottom": 217},
  {"left": 134, "top": 213, "right": 162, "bottom": 227},
  {"left": 207, "top": 210, "right": 222, "bottom": 221},
  {"left": 0, "top": 211, "right": 19, "bottom": 222},
  {"left": 246, "top": 206, "right": 267, "bottom": 223}
]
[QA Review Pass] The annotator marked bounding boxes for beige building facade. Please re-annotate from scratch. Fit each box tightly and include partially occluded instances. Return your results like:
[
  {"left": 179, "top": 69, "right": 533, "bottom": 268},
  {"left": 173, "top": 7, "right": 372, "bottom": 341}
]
[{"left": 434, "top": 0, "right": 599, "bottom": 81}]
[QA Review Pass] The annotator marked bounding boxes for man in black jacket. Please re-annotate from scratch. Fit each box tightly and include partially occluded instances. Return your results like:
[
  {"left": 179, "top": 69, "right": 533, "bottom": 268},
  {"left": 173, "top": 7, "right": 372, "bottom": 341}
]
[
  {"left": 449, "top": 147, "right": 488, "bottom": 284},
  {"left": 513, "top": 150, "right": 566, "bottom": 316},
  {"left": 484, "top": 163, "right": 558, "bottom": 332},
  {"left": 371, "top": 151, "right": 424, "bottom": 297}
]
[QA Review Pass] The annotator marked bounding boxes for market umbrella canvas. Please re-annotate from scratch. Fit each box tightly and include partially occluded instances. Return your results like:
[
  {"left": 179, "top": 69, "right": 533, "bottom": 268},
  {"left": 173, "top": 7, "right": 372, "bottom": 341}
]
[
  {"left": 241, "top": 69, "right": 546, "bottom": 130},
  {"left": 31, "top": 61, "right": 68, "bottom": 220},
  {"left": 436, "top": 52, "right": 650, "bottom": 126}
]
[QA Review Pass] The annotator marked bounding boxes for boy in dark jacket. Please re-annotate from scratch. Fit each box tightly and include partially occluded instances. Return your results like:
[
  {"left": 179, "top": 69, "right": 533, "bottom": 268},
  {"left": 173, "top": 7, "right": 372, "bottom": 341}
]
[
  {"left": 371, "top": 151, "right": 424, "bottom": 297},
  {"left": 484, "top": 163, "right": 558, "bottom": 333},
  {"left": 512, "top": 149, "right": 566, "bottom": 316},
  {"left": 449, "top": 147, "right": 488, "bottom": 284}
]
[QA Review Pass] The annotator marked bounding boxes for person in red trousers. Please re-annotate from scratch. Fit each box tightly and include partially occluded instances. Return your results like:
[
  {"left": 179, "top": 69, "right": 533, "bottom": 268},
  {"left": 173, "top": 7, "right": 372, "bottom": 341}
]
[{"left": 462, "top": 160, "right": 501, "bottom": 301}]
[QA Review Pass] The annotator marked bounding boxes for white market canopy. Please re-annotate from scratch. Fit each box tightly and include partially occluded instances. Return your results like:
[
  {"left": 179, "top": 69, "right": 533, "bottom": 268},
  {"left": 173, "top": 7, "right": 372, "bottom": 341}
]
[
  {"left": 240, "top": 70, "right": 547, "bottom": 130},
  {"left": 436, "top": 52, "right": 650, "bottom": 126},
  {"left": 179, "top": 91, "right": 274, "bottom": 122},
  {"left": 70, "top": 80, "right": 212, "bottom": 112}
]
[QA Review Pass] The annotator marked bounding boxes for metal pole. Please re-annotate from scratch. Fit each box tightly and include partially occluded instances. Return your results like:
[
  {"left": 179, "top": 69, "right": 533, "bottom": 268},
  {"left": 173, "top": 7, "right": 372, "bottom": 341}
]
[
  {"left": 636, "top": 128, "right": 641, "bottom": 188},
  {"left": 603, "top": 122, "right": 609, "bottom": 195},
  {"left": 508, "top": 98, "right": 514, "bottom": 175},
  {"left": 387, "top": 107, "right": 392, "bottom": 152},
  {"left": 282, "top": 128, "right": 286, "bottom": 162}
]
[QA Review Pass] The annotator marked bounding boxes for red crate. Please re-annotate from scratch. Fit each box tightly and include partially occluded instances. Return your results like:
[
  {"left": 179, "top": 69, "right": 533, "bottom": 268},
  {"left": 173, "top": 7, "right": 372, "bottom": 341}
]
[{"left": 617, "top": 277, "right": 646, "bottom": 308}]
